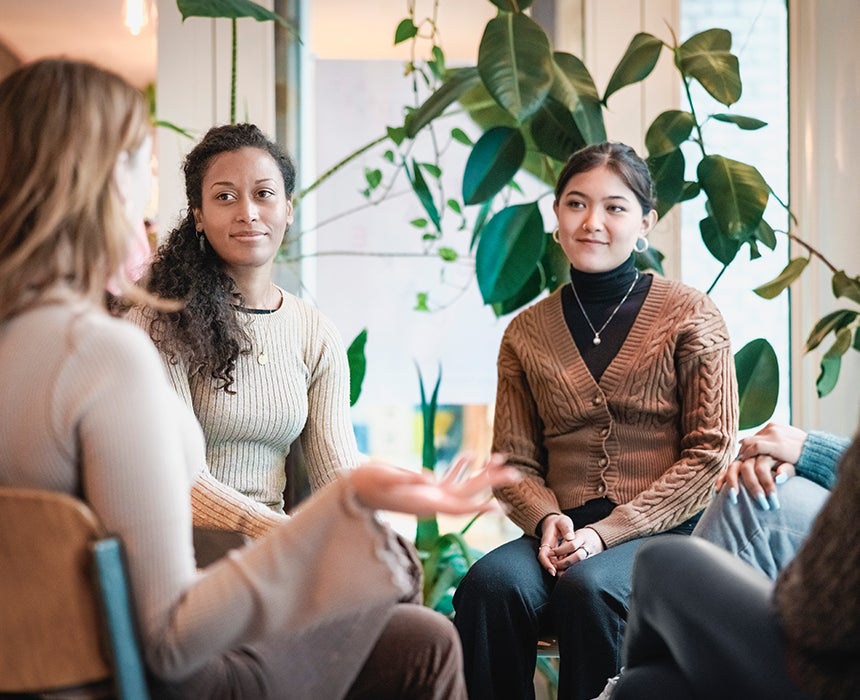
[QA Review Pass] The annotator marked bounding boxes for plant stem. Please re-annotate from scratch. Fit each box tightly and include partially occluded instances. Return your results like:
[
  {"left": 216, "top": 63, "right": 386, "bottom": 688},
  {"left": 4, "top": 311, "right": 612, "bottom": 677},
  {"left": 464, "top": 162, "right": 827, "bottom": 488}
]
[
  {"left": 706, "top": 263, "right": 728, "bottom": 295},
  {"left": 230, "top": 18, "right": 237, "bottom": 124},
  {"left": 786, "top": 231, "right": 839, "bottom": 274},
  {"left": 298, "top": 133, "right": 389, "bottom": 200},
  {"left": 681, "top": 73, "right": 707, "bottom": 159}
]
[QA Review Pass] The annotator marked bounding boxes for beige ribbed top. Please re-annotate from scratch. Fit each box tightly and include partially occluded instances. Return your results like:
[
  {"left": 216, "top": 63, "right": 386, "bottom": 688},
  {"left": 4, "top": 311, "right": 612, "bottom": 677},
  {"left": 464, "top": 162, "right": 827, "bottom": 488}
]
[
  {"left": 492, "top": 275, "right": 738, "bottom": 547},
  {"left": 131, "top": 291, "right": 361, "bottom": 532}
]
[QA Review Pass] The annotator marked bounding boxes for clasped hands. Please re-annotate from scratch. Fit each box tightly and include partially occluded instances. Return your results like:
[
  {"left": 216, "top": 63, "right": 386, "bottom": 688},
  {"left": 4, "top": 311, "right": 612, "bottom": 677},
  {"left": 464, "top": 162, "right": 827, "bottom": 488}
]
[
  {"left": 716, "top": 422, "right": 806, "bottom": 511},
  {"left": 536, "top": 513, "right": 605, "bottom": 577}
]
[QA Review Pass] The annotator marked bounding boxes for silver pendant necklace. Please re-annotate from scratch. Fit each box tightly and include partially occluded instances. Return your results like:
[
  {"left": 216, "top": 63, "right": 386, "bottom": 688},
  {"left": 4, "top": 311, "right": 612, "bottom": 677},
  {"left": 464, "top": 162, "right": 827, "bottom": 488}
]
[
  {"left": 250, "top": 285, "right": 282, "bottom": 366},
  {"left": 254, "top": 316, "right": 272, "bottom": 365},
  {"left": 570, "top": 270, "right": 639, "bottom": 346}
]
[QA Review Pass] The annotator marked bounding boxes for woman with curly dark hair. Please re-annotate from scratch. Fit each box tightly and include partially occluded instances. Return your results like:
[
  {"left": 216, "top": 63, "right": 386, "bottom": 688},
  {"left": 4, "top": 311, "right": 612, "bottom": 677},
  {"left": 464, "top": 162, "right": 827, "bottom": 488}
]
[{"left": 130, "top": 123, "right": 361, "bottom": 537}]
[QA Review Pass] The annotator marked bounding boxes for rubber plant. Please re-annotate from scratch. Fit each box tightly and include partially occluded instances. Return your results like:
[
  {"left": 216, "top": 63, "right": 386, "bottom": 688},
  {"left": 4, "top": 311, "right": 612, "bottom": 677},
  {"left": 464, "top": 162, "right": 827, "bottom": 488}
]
[{"left": 308, "top": 0, "right": 858, "bottom": 427}]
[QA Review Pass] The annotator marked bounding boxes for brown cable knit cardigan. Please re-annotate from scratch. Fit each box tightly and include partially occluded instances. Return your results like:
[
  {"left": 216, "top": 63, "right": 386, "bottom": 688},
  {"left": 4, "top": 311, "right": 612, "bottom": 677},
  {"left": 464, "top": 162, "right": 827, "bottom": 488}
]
[{"left": 492, "top": 274, "right": 738, "bottom": 547}]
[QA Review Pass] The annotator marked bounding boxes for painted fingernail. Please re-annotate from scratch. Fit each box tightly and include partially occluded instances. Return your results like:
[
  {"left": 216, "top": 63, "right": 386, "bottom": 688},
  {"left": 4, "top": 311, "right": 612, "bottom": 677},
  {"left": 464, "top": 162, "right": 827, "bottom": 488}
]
[
  {"left": 768, "top": 491, "right": 781, "bottom": 510},
  {"left": 774, "top": 473, "right": 788, "bottom": 485},
  {"left": 729, "top": 487, "right": 738, "bottom": 505},
  {"left": 756, "top": 493, "right": 770, "bottom": 511}
]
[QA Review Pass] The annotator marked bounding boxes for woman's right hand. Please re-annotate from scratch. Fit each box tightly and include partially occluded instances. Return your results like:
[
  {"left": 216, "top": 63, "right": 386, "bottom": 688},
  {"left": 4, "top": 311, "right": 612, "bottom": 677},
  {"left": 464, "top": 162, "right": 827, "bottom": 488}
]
[
  {"left": 349, "top": 453, "right": 519, "bottom": 517},
  {"left": 716, "top": 422, "right": 806, "bottom": 509},
  {"left": 536, "top": 513, "right": 575, "bottom": 576}
]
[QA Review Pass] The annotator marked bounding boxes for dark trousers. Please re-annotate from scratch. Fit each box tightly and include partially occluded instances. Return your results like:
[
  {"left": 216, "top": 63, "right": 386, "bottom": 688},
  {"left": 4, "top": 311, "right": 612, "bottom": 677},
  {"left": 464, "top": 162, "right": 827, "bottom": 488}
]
[
  {"left": 615, "top": 536, "right": 812, "bottom": 700},
  {"left": 453, "top": 500, "right": 697, "bottom": 700}
]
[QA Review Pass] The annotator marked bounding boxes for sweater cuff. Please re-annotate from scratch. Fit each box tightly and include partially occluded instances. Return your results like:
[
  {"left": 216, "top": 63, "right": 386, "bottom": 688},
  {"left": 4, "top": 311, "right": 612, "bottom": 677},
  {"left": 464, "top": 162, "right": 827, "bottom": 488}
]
[{"left": 795, "top": 431, "right": 851, "bottom": 490}]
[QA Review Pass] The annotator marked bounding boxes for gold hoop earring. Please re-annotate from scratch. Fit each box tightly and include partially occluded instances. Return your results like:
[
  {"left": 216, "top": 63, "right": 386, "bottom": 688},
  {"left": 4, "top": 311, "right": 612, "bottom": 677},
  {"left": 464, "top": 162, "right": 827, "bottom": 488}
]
[
  {"left": 634, "top": 236, "right": 649, "bottom": 253},
  {"left": 552, "top": 228, "right": 560, "bottom": 243}
]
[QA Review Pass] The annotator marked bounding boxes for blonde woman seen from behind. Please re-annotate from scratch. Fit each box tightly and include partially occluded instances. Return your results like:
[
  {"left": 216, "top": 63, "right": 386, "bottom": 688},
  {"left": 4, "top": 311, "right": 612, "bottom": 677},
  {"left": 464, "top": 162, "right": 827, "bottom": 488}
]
[{"left": 0, "top": 58, "right": 518, "bottom": 699}]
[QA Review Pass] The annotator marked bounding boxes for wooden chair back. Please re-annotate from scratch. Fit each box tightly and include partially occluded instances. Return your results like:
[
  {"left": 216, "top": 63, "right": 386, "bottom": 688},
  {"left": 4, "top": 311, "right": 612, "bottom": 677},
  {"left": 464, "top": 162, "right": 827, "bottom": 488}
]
[{"left": 0, "top": 487, "right": 148, "bottom": 699}]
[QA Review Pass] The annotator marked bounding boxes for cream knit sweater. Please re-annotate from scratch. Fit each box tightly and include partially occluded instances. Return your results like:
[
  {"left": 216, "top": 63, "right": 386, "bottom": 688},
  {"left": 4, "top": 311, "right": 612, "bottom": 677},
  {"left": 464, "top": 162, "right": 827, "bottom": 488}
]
[
  {"left": 129, "top": 290, "right": 361, "bottom": 535},
  {"left": 492, "top": 275, "right": 738, "bottom": 547}
]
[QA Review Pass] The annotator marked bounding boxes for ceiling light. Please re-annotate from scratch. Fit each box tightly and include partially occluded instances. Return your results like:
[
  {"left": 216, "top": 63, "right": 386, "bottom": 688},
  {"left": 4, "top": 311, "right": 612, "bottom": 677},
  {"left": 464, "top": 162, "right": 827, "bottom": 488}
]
[{"left": 124, "top": 0, "right": 152, "bottom": 37}]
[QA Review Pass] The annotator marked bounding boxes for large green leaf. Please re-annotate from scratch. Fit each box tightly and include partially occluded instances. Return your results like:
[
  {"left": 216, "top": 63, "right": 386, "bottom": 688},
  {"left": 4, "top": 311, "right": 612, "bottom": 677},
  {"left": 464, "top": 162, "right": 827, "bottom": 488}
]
[
  {"left": 476, "top": 203, "right": 545, "bottom": 304},
  {"left": 478, "top": 12, "right": 554, "bottom": 122},
  {"left": 647, "top": 148, "right": 686, "bottom": 218},
  {"left": 699, "top": 215, "right": 740, "bottom": 266},
  {"left": 816, "top": 327, "right": 854, "bottom": 397},
  {"left": 816, "top": 355, "right": 842, "bottom": 399},
  {"left": 346, "top": 328, "right": 367, "bottom": 406},
  {"left": 751, "top": 218, "right": 777, "bottom": 251},
  {"left": 177, "top": 0, "right": 291, "bottom": 27},
  {"left": 697, "top": 155, "right": 769, "bottom": 239},
  {"left": 676, "top": 28, "right": 741, "bottom": 106},
  {"left": 491, "top": 233, "right": 570, "bottom": 316},
  {"left": 645, "top": 110, "right": 695, "bottom": 157},
  {"left": 753, "top": 257, "right": 809, "bottom": 299},
  {"left": 405, "top": 67, "right": 482, "bottom": 138},
  {"left": 458, "top": 76, "right": 519, "bottom": 132},
  {"left": 550, "top": 52, "right": 606, "bottom": 144},
  {"left": 805, "top": 309, "right": 858, "bottom": 351},
  {"left": 832, "top": 271, "right": 860, "bottom": 304},
  {"left": 603, "top": 32, "right": 664, "bottom": 105},
  {"left": 462, "top": 127, "right": 526, "bottom": 205},
  {"left": 734, "top": 338, "right": 779, "bottom": 430},
  {"left": 711, "top": 113, "right": 767, "bottom": 130},
  {"left": 394, "top": 18, "right": 418, "bottom": 45},
  {"left": 488, "top": 0, "right": 535, "bottom": 10},
  {"left": 529, "top": 97, "right": 587, "bottom": 162}
]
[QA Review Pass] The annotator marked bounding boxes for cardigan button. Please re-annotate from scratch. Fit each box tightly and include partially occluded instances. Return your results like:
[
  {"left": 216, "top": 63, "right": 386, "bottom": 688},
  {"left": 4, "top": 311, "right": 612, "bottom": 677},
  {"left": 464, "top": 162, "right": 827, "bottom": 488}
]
[
  {"left": 597, "top": 484, "right": 605, "bottom": 493},
  {"left": 592, "top": 396, "right": 603, "bottom": 406},
  {"left": 600, "top": 427, "right": 609, "bottom": 437},
  {"left": 598, "top": 457, "right": 608, "bottom": 467}
]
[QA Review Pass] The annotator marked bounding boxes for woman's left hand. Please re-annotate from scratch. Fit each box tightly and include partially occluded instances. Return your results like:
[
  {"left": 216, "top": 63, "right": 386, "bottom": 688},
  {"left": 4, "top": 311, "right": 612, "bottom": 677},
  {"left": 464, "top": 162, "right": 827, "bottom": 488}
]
[{"left": 547, "top": 526, "right": 605, "bottom": 575}]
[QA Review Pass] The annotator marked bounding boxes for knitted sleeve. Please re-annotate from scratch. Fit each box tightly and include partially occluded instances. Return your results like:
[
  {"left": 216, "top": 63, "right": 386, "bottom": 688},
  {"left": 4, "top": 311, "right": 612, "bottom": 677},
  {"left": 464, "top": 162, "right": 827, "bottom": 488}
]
[
  {"left": 774, "top": 432, "right": 860, "bottom": 699},
  {"left": 297, "top": 303, "right": 362, "bottom": 491},
  {"left": 795, "top": 430, "right": 851, "bottom": 490},
  {"left": 491, "top": 316, "right": 562, "bottom": 533}
]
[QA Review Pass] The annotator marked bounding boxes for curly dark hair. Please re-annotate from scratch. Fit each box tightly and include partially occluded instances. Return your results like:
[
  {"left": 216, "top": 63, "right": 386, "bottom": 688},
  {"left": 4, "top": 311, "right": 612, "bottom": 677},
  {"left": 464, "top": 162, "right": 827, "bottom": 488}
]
[{"left": 143, "top": 123, "right": 296, "bottom": 392}]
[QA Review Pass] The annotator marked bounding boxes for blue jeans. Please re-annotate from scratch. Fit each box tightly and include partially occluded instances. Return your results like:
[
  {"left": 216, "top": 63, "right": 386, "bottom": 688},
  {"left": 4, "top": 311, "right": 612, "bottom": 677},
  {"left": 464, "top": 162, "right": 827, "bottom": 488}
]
[{"left": 692, "top": 476, "right": 829, "bottom": 579}]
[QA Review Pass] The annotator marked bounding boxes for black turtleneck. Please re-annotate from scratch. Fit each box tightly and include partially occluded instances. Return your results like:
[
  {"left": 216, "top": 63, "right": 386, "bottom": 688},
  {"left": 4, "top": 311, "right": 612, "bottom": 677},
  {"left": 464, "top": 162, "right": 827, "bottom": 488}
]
[{"left": 560, "top": 255, "right": 652, "bottom": 382}]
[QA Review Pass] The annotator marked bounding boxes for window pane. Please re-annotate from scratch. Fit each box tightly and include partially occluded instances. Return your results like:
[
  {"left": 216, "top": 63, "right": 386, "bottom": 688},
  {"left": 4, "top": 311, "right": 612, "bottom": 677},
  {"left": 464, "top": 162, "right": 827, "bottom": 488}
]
[{"left": 680, "top": 0, "right": 790, "bottom": 429}]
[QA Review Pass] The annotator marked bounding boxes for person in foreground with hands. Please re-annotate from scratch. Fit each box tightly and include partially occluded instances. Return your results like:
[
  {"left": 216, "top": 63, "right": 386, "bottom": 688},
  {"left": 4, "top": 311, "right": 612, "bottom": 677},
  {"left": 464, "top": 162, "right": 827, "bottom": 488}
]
[
  {"left": 0, "top": 57, "right": 519, "bottom": 699},
  {"left": 612, "top": 418, "right": 860, "bottom": 699}
]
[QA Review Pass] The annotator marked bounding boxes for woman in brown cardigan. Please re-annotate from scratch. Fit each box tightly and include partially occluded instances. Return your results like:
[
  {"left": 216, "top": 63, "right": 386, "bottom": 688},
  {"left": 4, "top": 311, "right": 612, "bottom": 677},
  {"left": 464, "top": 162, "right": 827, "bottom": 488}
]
[{"left": 453, "top": 142, "right": 738, "bottom": 700}]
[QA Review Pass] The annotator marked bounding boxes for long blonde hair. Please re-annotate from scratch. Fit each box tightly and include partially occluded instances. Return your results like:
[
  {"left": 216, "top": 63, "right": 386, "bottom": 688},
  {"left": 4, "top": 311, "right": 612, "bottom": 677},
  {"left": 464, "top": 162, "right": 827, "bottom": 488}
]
[{"left": 0, "top": 58, "right": 164, "bottom": 319}]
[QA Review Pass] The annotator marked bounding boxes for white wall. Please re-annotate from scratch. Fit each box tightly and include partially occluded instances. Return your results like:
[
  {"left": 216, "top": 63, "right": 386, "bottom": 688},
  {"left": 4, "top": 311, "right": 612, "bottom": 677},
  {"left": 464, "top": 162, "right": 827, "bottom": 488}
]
[{"left": 155, "top": 0, "right": 275, "bottom": 236}]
